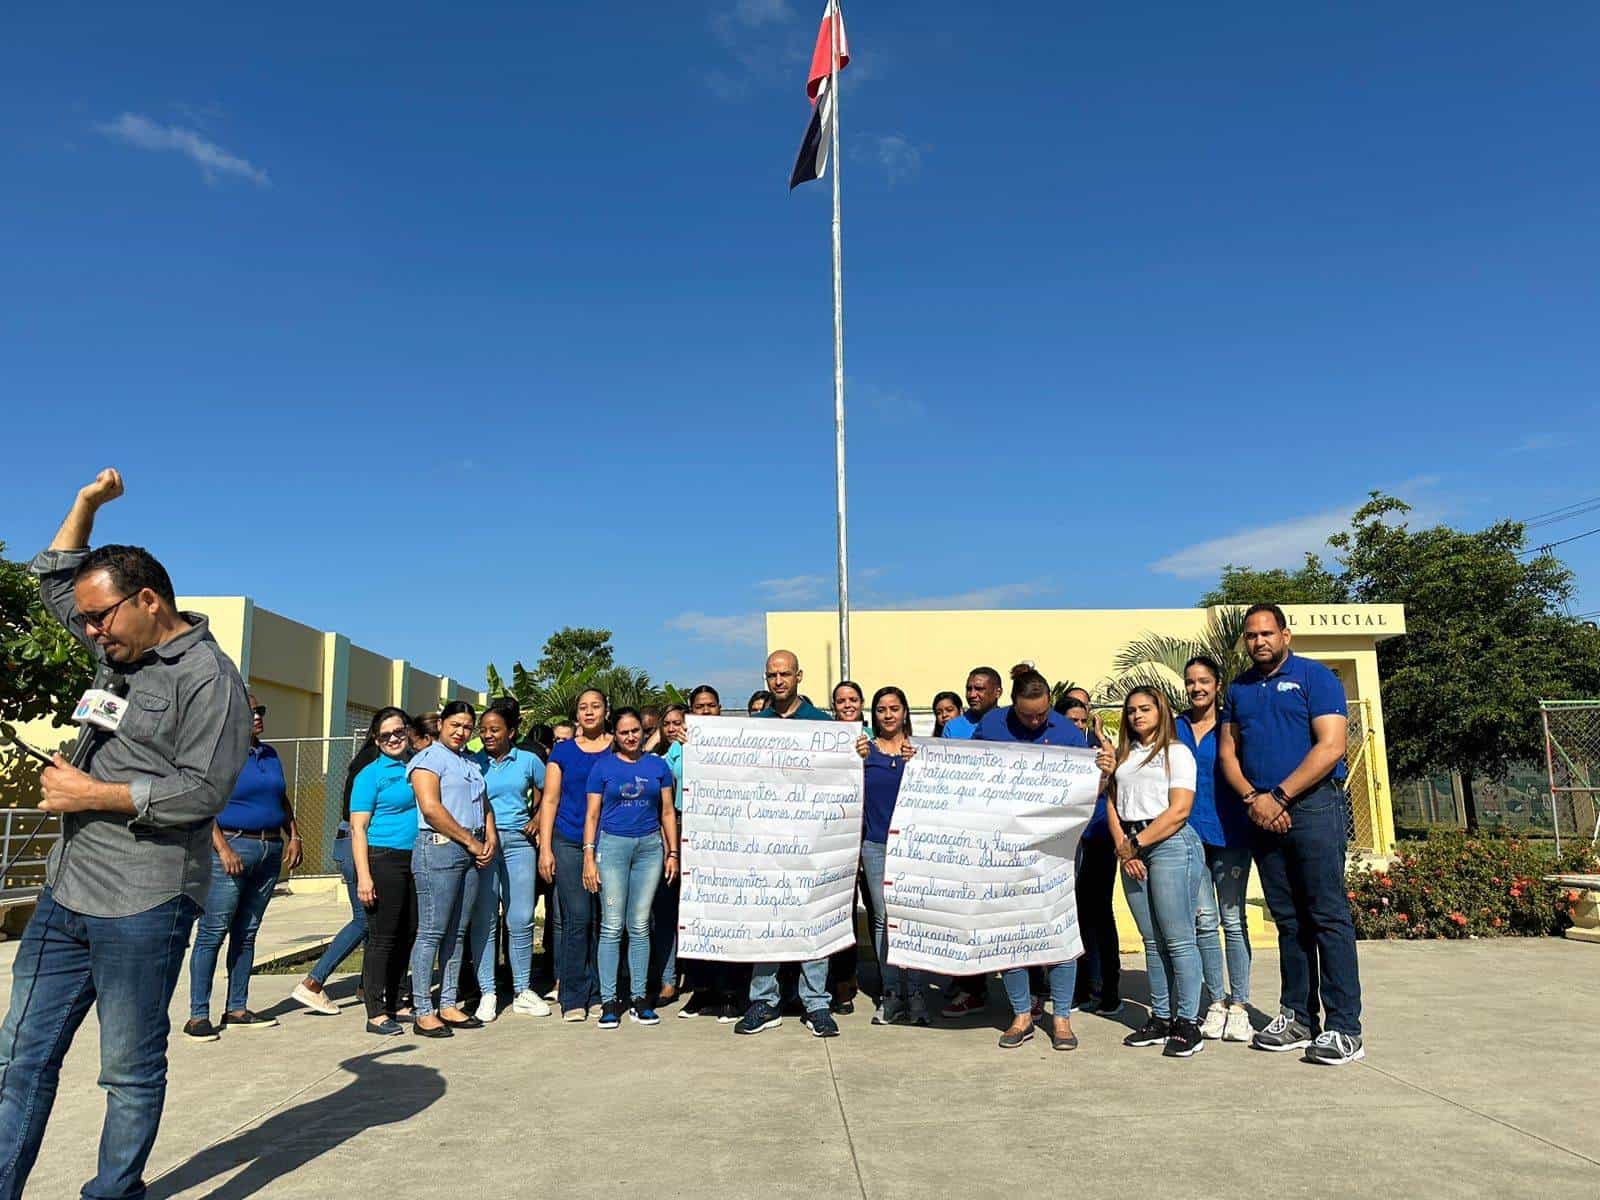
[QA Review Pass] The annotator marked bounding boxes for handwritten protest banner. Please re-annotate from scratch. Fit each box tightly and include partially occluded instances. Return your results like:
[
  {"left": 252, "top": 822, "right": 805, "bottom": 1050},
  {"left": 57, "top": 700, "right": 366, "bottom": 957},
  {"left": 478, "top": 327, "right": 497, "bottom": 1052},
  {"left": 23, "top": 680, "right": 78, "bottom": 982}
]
[
  {"left": 678, "top": 715, "right": 864, "bottom": 962},
  {"left": 884, "top": 739, "right": 1100, "bottom": 974}
]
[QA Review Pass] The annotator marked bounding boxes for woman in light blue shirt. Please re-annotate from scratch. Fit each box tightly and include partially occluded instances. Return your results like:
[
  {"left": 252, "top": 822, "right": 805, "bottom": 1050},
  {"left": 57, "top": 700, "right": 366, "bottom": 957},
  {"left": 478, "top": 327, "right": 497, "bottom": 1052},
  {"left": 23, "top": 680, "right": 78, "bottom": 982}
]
[
  {"left": 649, "top": 703, "right": 688, "bottom": 1005},
  {"left": 351, "top": 707, "right": 420, "bottom": 1036},
  {"left": 407, "top": 700, "right": 495, "bottom": 1038},
  {"left": 466, "top": 697, "right": 548, "bottom": 1022}
]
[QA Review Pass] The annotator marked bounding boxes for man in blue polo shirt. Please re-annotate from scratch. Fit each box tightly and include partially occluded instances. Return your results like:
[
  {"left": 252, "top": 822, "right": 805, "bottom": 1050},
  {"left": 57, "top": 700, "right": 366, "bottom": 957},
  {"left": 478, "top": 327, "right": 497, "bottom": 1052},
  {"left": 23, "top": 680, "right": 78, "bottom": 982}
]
[
  {"left": 1218, "top": 603, "right": 1364, "bottom": 1065},
  {"left": 937, "top": 666, "right": 1004, "bottom": 742},
  {"left": 737, "top": 649, "right": 838, "bottom": 1038}
]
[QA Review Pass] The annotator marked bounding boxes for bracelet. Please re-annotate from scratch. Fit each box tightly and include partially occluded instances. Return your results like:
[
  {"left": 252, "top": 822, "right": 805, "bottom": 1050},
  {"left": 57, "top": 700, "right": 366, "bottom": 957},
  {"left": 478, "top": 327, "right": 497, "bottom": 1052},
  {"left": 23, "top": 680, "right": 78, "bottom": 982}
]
[
  {"left": 289, "top": 835, "right": 302, "bottom": 843},
  {"left": 666, "top": 851, "right": 679, "bottom": 858},
  {"left": 583, "top": 842, "right": 596, "bottom": 851}
]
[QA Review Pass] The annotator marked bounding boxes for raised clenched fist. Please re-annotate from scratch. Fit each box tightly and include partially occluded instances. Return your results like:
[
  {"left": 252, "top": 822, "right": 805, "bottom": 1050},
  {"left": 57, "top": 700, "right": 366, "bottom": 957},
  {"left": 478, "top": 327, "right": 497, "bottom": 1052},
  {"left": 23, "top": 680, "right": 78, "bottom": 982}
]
[{"left": 78, "top": 468, "right": 125, "bottom": 509}]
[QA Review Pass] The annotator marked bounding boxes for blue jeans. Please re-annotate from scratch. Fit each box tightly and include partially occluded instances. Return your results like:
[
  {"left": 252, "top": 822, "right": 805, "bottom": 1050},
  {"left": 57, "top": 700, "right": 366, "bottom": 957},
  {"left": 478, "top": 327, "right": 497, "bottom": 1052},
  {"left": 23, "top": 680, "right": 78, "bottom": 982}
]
[
  {"left": 596, "top": 832, "right": 663, "bottom": 1005},
  {"left": 0, "top": 888, "right": 200, "bottom": 1200},
  {"left": 468, "top": 828, "right": 537, "bottom": 996},
  {"left": 552, "top": 832, "right": 600, "bottom": 1012},
  {"left": 1253, "top": 784, "right": 1363, "bottom": 1036},
  {"left": 860, "top": 840, "right": 927, "bottom": 1000},
  {"left": 649, "top": 872, "right": 678, "bottom": 994},
  {"left": 1001, "top": 960, "right": 1076, "bottom": 1017},
  {"left": 308, "top": 833, "right": 367, "bottom": 984},
  {"left": 1121, "top": 824, "right": 1205, "bottom": 1021},
  {"left": 751, "top": 957, "right": 829, "bottom": 1014},
  {"left": 189, "top": 835, "right": 282, "bottom": 1018},
  {"left": 408, "top": 834, "right": 479, "bottom": 1018},
  {"left": 1196, "top": 842, "right": 1252, "bottom": 1005}
]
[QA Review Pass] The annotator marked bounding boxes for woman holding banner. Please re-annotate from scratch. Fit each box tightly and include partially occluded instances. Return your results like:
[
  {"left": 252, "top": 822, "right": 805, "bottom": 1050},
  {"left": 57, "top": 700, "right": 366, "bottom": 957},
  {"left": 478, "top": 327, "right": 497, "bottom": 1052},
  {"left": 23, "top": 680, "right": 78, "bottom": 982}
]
[
  {"left": 973, "top": 666, "right": 1088, "bottom": 1051},
  {"left": 538, "top": 687, "right": 613, "bottom": 1021},
  {"left": 1098, "top": 686, "right": 1206, "bottom": 1059},
  {"left": 854, "top": 687, "right": 929, "bottom": 1026},
  {"left": 582, "top": 708, "right": 679, "bottom": 1029}
]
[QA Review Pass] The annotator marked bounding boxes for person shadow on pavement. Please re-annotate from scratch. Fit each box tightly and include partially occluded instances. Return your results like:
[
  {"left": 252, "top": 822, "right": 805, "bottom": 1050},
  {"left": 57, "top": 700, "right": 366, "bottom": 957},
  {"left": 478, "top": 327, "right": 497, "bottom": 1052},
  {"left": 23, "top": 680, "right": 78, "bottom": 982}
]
[{"left": 146, "top": 1047, "right": 443, "bottom": 1199}]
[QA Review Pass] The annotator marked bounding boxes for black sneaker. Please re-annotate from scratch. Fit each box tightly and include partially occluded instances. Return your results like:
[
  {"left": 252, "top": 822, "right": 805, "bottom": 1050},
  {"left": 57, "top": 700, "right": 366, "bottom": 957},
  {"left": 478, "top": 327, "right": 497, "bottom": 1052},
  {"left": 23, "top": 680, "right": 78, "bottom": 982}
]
[
  {"left": 1162, "top": 1017, "right": 1205, "bottom": 1058},
  {"left": 717, "top": 1000, "right": 743, "bottom": 1024},
  {"left": 220, "top": 1010, "right": 278, "bottom": 1031},
  {"left": 1123, "top": 1015, "right": 1171, "bottom": 1047},
  {"left": 1304, "top": 1031, "right": 1365, "bottom": 1065},
  {"left": 734, "top": 1001, "right": 782, "bottom": 1035},
  {"left": 679, "top": 990, "right": 713, "bottom": 1019},
  {"left": 182, "top": 1018, "right": 220, "bottom": 1042},
  {"left": 801, "top": 1009, "right": 840, "bottom": 1038},
  {"left": 1252, "top": 1009, "right": 1314, "bottom": 1053}
]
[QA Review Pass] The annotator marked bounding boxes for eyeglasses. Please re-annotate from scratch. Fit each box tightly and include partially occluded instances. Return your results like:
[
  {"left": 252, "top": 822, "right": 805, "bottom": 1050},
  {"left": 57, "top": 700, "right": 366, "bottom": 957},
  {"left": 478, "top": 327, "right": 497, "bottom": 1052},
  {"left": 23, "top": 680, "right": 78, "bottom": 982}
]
[
  {"left": 252, "top": 706, "right": 268, "bottom": 718},
  {"left": 376, "top": 729, "right": 407, "bottom": 744},
  {"left": 81, "top": 592, "right": 139, "bottom": 633}
]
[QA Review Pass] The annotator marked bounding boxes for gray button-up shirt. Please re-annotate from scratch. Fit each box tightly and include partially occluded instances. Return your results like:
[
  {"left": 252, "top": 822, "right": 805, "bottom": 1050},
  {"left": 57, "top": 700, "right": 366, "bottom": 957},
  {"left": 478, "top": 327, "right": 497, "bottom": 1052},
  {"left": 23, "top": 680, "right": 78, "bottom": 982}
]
[{"left": 30, "top": 547, "right": 251, "bottom": 918}]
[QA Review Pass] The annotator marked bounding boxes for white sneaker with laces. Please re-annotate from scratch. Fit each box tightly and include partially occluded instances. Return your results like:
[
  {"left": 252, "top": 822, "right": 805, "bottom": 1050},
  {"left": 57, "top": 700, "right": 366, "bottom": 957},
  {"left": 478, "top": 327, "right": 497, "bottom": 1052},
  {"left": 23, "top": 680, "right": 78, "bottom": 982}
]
[
  {"left": 1222, "top": 1004, "right": 1251, "bottom": 1042},
  {"left": 1199, "top": 1001, "right": 1228, "bottom": 1040},
  {"left": 291, "top": 983, "right": 339, "bottom": 1016},
  {"left": 511, "top": 989, "right": 552, "bottom": 1016},
  {"left": 1305, "top": 1030, "right": 1365, "bottom": 1065},
  {"left": 474, "top": 994, "right": 499, "bottom": 1023}
]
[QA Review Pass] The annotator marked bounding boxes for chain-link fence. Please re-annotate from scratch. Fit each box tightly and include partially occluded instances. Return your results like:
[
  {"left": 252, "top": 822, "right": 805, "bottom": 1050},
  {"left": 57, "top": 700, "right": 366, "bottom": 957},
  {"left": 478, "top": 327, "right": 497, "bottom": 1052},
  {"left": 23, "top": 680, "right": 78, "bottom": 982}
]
[
  {"left": 1541, "top": 700, "right": 1600, "bottom": 853},
  {"left": 263, "top": 736, "right": 362, "bottom": 874}
]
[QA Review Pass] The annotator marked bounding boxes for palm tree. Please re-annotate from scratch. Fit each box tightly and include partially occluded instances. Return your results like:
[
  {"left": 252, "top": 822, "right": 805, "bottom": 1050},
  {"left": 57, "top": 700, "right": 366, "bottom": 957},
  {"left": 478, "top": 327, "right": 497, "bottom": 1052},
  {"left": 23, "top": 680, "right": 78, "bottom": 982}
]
[{"left": 1094, "top": 606, "right": 1249, "bottom": 713}]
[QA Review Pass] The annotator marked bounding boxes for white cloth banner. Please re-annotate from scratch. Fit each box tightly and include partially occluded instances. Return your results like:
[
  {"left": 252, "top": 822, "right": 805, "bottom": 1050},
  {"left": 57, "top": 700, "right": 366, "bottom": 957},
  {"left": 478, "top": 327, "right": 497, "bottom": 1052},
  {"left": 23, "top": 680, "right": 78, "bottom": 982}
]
[
  {"left": 885, "top": 738, "right": 1100, "bottom": 974},
  {"left": 678, "top": 715, "right": 863, "bottom": 962}
]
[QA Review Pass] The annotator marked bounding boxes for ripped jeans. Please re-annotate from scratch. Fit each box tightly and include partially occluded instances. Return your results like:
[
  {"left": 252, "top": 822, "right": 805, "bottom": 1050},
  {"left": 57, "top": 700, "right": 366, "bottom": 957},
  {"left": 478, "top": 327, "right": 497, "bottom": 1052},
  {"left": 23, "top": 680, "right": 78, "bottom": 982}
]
[{"left": 1195, "top": 842, "right": 1252, "bottom": 1006}]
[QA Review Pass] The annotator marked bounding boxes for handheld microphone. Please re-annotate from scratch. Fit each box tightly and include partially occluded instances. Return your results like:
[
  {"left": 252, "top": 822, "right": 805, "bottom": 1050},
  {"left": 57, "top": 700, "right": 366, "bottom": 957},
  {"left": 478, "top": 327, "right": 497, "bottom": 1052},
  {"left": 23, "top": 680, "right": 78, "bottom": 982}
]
[
  {"left": 68, "top": 676, "right": 130, "bottom": 770},
  {"left": 1, "top": 678, "right": 130, "bottom": 883}
]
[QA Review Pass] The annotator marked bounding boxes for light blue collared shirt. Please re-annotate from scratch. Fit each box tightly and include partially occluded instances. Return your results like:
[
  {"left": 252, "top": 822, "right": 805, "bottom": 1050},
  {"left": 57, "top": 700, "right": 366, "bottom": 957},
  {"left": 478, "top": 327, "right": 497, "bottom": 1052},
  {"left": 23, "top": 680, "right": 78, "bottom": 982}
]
[{"left": 406, "top": 743, "right": 487, "bottom": 833}]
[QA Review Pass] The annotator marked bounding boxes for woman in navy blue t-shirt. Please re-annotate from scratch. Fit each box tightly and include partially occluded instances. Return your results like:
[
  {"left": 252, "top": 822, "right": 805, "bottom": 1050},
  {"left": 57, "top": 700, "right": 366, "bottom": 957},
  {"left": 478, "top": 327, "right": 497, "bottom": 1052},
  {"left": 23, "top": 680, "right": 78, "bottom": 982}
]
[
  {"left": 853, "top": 686, "right": 930, "bottom": 1026},
  {"left": 581, "top": 708, "right": 679, "bottom": 1029},
  {"left": 537, "top": 687, "right": 613, "bottom": 1021}
]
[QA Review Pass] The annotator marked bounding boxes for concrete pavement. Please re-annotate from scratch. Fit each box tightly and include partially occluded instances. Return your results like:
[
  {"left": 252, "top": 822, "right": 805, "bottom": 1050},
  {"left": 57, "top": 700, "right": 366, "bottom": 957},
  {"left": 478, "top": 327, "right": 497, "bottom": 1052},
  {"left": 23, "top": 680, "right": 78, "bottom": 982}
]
[{"left": 10, "top": 938, "right": 1599, "bottom": 1198}]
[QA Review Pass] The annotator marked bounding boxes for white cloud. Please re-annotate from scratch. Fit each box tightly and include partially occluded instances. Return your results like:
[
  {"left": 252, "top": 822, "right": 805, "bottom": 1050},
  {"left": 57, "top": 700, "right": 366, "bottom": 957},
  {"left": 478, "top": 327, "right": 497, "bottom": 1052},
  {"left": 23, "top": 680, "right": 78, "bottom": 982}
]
[
  {"left": 1512, "top": 433, "right": 1570, "bottom": 453},
  {"left": 707, "top": 0, "right": 806, "bottom": 98},
  {"left": 878, "top": 581, "right": 1052, "bottom": 610},
  {"left": 756, "top": 574, "right": 830, "bottom": 604},
  {"left": 1150, "top": 508, "right": 1358, "bottom": 580},
  {"left": 665, "top": 611, "right": 766, "bottom": 646},
  {"left": 853, "top": 133, "right": 922, "bottom": 185},
  {"left": 96, "top": 112, "right": 269, "bottom": 186},
  {"left": 1151, "top": 480, "right": 1443, "bottom": 580}
]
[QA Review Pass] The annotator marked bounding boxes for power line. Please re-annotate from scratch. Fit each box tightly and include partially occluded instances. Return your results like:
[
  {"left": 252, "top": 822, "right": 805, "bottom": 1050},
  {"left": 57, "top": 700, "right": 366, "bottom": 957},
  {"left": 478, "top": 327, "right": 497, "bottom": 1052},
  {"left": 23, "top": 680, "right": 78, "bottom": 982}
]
[
  {"left": 1523, "top": 496, "right": 1600, "bottom": 530},
  {"left": 1520, "top": 525, "right": 1600, "bottom": 557}
]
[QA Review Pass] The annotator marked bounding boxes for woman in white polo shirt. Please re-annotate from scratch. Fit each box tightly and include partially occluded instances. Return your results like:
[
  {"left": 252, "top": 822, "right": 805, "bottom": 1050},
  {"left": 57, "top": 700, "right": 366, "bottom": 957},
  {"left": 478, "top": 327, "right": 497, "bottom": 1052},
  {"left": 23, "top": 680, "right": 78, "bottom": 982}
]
[{"left": 1097, "top": 686, "right": 1206, "bottom": 1059}]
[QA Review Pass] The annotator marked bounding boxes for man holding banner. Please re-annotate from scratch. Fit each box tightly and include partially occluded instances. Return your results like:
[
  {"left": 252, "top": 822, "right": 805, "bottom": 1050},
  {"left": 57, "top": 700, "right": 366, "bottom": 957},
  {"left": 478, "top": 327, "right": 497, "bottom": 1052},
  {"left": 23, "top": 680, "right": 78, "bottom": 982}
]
[
  {"left": 678, "top": 653, "right": 860, "bottom": 1039},
  {"left": 885, "top": 666, "right": 1098, "bottom": 1051}
]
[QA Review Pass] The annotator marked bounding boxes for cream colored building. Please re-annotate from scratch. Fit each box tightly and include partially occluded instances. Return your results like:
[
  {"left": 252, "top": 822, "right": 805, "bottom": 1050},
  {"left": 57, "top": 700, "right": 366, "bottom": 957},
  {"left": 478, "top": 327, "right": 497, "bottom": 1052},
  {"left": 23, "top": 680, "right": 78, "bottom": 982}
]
[
  {"left": 767, "top": 603, "right": 1406, "bottom": 857},
  {"left": 9, "top": 596, "right": 482, "bottom": 874}
]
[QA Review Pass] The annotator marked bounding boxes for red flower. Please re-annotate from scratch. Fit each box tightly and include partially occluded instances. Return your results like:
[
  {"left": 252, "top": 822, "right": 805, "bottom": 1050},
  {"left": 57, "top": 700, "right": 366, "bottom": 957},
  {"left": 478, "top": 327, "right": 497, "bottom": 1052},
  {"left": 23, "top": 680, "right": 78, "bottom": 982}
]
[
  {"left": 1396, "top": 913, "right": 1409, "bottom": 922},
  {"left": 1448, "top": 912, "right": 1468, "bottom": 926},
  {"left": 1347, "top": 891, "right": 1357, "bottom": 901}
]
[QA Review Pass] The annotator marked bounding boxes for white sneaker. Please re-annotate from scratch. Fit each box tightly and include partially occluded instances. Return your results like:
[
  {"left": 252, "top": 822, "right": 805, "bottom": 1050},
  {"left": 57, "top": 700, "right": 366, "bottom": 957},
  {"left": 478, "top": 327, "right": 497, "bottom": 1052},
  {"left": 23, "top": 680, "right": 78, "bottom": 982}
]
[
  {"left": 1222, "top": 1004, "right": 1252, "bottom": 1042},
  {"left": 511, "top": 989, "right": 552, "bottom": 1017},
  {"left": 543, "top": 985, "right": 560, "bottom": 1001},
  {"left": 291, "top": 983, "right": 339, "bottom": 1016},
  {"left": 474, "top": 994, "right": 499, "bottom": 1023},
  {"left": 1199, "top": 1001, "right": 1228, "bottom": 1040}
]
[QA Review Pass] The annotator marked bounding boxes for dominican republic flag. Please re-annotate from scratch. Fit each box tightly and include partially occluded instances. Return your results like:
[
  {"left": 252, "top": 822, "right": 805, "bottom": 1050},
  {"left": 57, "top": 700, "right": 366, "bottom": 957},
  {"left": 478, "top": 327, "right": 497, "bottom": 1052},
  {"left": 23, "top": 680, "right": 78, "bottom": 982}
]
[{"left": 788, "top": 1, "right": 850, "bottom": 189}]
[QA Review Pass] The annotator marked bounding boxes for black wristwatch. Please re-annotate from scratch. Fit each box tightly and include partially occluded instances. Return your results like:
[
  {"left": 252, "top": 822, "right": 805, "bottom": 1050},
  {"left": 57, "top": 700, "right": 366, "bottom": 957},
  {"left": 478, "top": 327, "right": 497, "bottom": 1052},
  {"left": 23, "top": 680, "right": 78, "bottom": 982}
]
[
  {"left": 1126, "top": 831, "right": 1142, "bottom": 854},
  {"left": 1270, "top": 786, "right": 1291, "bottom": 809}
]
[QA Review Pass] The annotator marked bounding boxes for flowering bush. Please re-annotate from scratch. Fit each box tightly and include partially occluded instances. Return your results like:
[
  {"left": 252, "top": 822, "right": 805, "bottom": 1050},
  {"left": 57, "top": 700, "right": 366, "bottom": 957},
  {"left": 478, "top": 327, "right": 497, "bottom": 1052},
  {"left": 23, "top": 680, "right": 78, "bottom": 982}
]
[{"left": 1347, "top": 830, "right": 1598, "bottom": 939}]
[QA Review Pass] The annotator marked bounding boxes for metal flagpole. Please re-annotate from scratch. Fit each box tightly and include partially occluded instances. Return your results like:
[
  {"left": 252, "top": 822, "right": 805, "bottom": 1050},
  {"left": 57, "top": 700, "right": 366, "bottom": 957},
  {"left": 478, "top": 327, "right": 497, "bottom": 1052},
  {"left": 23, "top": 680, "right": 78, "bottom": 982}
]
[{"left": 829, "top": 0, "right": 851, "bottom": 681}]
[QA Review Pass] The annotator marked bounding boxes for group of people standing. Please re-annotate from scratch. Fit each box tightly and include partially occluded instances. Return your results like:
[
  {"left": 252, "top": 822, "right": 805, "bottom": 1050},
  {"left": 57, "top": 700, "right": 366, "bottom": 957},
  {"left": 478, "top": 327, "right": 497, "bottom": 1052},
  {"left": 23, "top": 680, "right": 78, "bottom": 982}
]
[{"left": 174, "top": 616, "right": 1363, "bottom": 1066}]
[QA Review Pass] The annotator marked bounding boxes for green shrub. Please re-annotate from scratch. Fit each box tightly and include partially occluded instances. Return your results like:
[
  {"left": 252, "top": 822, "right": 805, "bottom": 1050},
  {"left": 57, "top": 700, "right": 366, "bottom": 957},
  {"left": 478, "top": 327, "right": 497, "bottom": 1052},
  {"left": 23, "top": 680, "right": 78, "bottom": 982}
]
[{"left": 1347, "top": 830, "right": 1598, "bottom": 939}]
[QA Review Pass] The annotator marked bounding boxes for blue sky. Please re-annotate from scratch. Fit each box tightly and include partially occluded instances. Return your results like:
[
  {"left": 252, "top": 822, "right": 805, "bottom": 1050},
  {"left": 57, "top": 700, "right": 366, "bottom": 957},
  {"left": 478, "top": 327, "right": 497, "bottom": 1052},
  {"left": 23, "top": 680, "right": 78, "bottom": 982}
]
[{"left": 4, "top": 1, "right": 1598, "bottom": 699}]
